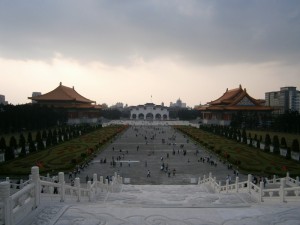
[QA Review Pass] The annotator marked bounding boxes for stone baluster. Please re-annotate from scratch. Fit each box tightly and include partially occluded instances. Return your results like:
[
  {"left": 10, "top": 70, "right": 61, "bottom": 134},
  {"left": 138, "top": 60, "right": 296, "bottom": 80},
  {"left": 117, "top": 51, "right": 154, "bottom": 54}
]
[
  {"left": 235, "top": 177, "right": 239, "bottom": 193},
  {"left": 247, "top": 174, "right": 252, "bottom": 193},
  {"left": 0, "top": 181, "right": 12, "bottom": 225},
  {"left": 20, "top": 179, "right": 24, "bottom": 189},
  {"left": 280, "top": 178, "right": 286, "bottom": 203},
  {"left": 93, "top": 173, "right": 98, "bottom": 194},
  {"left": 226, "top": 179, "right": 229, "bottom": 193},
  {"left": 58, "top": 172, "right": 65, "bottom": 202},
  {"left": 259, "top": 181, "right": 264, "bottom": 202},
  {"left": 31, "top": 166, "right": 40, "bottom": 208},
  {"left": 87, "top": 181, "right": 92, "bottom": 202},
  {"left": 75, "top": 177, "right": 81, "bottom": 202},
  {"left": 198, "top": 177, "right": 201, "bottom": 185}
]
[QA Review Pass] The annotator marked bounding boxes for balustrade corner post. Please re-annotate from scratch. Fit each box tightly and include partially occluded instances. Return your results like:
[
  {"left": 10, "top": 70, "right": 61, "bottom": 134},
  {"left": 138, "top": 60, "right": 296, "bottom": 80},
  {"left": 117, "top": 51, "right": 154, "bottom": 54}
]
[
  {"left": 31, "top": 166, "right": 41, "bottom": 208},
  {"left": 235, "top": 177, "right": 239, "bottom": 193},
  {"left": 0, "top": 182, "right": 12, "bottom": 225},
  {"left": 273, "top": 175, "right": 276, "bottom": 183},
  {"left": 247, "top": 174, "right": 252, "bottom": 193},
  {"left": 280, "top": 178, "right": 286, "bottom": 203},
  {"left": 75, "top": 177, "right": 81, "bottom": 202},
  {"left": 58, "top": 172, "right": 65, "bottom": 202},
  {"left": 286, "top": 171, "right": 290, "bottom": 179}
]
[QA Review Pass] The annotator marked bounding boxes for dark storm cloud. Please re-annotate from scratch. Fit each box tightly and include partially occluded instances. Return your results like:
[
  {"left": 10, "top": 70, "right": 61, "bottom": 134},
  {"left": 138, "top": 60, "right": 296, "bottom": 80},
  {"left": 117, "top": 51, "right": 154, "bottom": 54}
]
[{"left": 0, "top": 0, "right": 300, "bottom": 65}]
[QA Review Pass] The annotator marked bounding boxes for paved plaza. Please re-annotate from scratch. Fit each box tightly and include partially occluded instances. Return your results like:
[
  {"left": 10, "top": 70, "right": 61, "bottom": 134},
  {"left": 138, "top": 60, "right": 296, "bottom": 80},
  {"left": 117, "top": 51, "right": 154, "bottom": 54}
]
[{"left": 76, "top": 125, "right": 247, "bottom": 185}]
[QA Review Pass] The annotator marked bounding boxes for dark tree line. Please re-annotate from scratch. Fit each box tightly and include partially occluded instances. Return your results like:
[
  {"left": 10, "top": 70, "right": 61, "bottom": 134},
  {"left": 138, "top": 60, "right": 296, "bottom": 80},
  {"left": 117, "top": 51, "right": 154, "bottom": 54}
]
[
  {"left": 0, "top": 124, "right": 102, "bottom": 161},
  {"left": 230, "top": 110, "right": 300, "bottom": 133},
  {"left": 0, "top": 104, "right": 67, "bottom": 134}
]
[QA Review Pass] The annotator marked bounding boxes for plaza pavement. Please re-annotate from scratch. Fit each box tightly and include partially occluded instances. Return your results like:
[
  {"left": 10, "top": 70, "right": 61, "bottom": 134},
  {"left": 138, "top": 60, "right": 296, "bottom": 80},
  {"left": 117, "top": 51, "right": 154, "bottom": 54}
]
[
  {"left": 22, "top": 124, "right": 300, "bottom": 225},
  {"left": 75, "top": 125, "right": 247, "bottom": 185}
]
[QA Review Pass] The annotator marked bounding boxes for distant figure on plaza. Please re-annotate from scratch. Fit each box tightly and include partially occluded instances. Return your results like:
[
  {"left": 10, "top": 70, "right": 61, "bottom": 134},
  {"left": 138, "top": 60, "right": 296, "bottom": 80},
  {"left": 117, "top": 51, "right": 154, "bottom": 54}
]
[
  {"left": 173, "top": 169, "right": 176, "bottom": 176},
  {"left": 128, "top": 160, "right": 131, "bottom": 167},
  {"left": 147, "top": 170, "right": 151, "bottom": 177}
]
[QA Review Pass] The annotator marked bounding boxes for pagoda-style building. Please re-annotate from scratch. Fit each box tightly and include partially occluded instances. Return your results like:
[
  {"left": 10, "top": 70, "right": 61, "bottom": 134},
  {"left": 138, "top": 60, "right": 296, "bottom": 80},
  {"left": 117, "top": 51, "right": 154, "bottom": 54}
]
[
  {"left": 196, "top": 85, "right": 273, "bottom": 126},
  {"left": 28, "top": 82, "right": 101, "bottom": 124}
]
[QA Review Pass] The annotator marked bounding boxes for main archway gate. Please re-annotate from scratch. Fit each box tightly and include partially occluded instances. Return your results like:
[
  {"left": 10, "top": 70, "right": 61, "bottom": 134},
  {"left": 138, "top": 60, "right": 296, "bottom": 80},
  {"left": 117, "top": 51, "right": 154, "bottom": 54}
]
[{"left": 130, "top": 103, "right": 169, "bottom": 120}]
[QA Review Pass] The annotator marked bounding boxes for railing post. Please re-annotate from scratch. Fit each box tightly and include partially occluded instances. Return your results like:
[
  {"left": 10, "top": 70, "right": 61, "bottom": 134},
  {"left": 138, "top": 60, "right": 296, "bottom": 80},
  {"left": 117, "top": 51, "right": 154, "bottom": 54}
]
[
  {"left": 20, "top": 179, "right": 24, "bottom": 189},
  {"left": 218, "top": 181, "right": 221, "bottom": 193},
  {"left": 87, "top": 181, "right": 92, "bottom": 202},
  {"left": 198, "top": 177, "right": 201, "bottom": 185},
  {"left": 226, "top": 179, "right": 229, "bottom": 193},
  {"left": 31, "top": 166, "right": 40, "bottom": 208},
  {"left": 247, "top": 174, "right": 252, "bottom": 193},
  {"left": 280, "top": 178, "right": 285, "bottom": 203},
  {"left": 273, "top": 175, "right": 276, "bottom": 183},
  {"left": 75, "top": 177, "right": 81, "bottom": 202},
  {"left": 296, "top": 176, "right": 299, "bottom": 186},
  {"left": 235, "top": 177, "right": 239, "bottom": 193},
  {"left": 93, "top": 173, "right": 98, "bottom": 194},
  {"left": 286, "top": 172, "right": 289, "bottom": 179},
  {"left": 259, "top": 181, "right": 264, "bottom": 202},
  {"left": 0, "top": 182, "right": 12, "bottom": 225},
  {"left": 58, "top": 172, "right": 65, "bottom": 202}
]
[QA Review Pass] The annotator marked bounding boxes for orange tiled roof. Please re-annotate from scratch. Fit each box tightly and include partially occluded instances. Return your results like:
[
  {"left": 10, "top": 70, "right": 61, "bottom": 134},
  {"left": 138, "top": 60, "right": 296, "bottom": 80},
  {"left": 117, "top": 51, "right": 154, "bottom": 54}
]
[
  {"left": 29, "top": 82, "right": 95, "bottom": 104},
  {"left": 198, "top": 85, "right": 273, "bottom": 112}
]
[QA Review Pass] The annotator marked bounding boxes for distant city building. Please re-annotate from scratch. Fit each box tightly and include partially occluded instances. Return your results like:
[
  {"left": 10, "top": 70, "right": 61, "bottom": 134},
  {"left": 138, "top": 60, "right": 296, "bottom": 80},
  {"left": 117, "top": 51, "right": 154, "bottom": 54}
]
[
  {"left": 130, "top": 103, "right": 169, "bottom": 120},
  {"left": 265, "top": 86, "right": 300, "bottom": 114},
  {"left": 0, "top": 95, "right": 8, "bottom": 105},
  {"left": 31, "top": 92, "right": 42, "bottom": 103},
  {"left": 110, "top": 102, "right": 124, "bottom": 110},
  {"left": 170, "top": 98, "right": 186, "bottom": 108}
]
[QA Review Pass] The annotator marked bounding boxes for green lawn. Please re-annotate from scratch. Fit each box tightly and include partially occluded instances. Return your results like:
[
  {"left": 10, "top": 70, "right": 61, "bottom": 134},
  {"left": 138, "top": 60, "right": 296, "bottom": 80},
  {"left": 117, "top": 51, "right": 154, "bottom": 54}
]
[
  {"left": 0, "top": 125, "right": 128, "bottom": 177},
  {"left": 175, "top": 126, "right": 300, "bottom": 177}
]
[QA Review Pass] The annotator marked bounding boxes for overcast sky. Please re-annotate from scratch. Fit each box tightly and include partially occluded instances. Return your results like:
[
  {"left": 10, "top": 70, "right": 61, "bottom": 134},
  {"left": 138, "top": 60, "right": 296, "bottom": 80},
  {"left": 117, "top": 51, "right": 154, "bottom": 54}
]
[{"left": 0, "top": 0, "right": 300, "bottom": 107}]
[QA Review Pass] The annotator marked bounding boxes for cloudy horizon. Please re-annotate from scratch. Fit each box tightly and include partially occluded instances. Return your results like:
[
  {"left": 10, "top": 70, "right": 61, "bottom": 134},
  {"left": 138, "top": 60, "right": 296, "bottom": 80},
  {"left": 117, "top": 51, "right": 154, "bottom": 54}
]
[{"left": 1, "top": 0, "right": 300, "bottom": 107}]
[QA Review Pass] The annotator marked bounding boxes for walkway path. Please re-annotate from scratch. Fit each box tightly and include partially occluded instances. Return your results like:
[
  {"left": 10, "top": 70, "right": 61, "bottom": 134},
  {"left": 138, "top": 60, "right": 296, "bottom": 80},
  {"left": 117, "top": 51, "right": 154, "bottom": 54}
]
[{"left": 75, "top": 125, "right": 246, "bottom": 185}]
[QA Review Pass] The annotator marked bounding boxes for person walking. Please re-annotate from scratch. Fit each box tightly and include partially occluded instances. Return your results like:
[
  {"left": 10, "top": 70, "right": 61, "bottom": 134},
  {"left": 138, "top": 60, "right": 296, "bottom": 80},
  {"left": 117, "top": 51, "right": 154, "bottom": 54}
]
[{"left": 147, "top": 170, "right": 151, "bottom": 177}]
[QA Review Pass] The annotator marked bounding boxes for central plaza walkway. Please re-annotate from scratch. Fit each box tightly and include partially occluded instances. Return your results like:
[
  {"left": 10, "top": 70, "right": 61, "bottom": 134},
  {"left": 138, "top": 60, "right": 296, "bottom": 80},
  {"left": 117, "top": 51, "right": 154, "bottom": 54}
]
[{"left": 76, "top": 125, "right": 247, "bottom": 185}]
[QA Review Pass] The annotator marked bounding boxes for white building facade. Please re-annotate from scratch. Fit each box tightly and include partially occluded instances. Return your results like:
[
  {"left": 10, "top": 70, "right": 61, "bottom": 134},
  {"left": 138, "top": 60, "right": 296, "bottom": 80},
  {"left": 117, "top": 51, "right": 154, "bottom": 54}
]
[{"left": 130, "top": 103, "right": 169, "bottom": 120}]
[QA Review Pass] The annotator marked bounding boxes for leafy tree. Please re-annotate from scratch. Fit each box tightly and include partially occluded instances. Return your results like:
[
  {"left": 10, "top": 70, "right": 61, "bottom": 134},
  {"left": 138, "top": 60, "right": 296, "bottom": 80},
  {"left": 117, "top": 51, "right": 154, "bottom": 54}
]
[
  {"left": 291, "top": 139, "right": 300, "bottom": 152},
  {"left": 9, "top": 135, "right": 17, "bottom": 150},
  {"left": 0, "top": 137, "right": 6, "bottom": 151},
  {"left": 18, "top": 133, "right": 26, "bottom": 156},
  {"left": 242, "top": 129, "right": 247, "bottom": 144},
  {"left": 5, "top": 147, "right": 15, "bottom": 160},
  {"left": 264, "top": 134, "right": 271, "bottom": 152},
  {"left": 280, "top": 137, "right": 287, "bottom": 149},
  {"left": 273, "top": 135, "right": 280, "bottom": 155}
]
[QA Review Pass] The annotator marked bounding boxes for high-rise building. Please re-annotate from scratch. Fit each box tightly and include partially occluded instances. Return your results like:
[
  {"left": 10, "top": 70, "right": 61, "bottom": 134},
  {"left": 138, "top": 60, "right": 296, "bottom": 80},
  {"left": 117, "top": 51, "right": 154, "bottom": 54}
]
[
  {"left": 0, "top": 95, "right": 8, "bottom": 105},
  {"left": 170, "top": 98, "right": 186, "bottom": 108},
  {"left": 265, "top": 86, "right": 300, "bottom": 114},
  {"left": 31, "top": 92, "right": 42, "bottom": 103}
]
